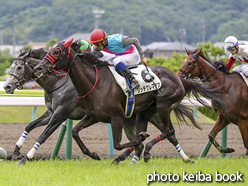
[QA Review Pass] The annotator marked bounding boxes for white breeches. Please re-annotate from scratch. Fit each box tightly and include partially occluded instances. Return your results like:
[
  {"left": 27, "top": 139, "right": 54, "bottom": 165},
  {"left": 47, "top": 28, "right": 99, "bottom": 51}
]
[{"left": 98, "top": 47, "right": 141, "bottom": 66}]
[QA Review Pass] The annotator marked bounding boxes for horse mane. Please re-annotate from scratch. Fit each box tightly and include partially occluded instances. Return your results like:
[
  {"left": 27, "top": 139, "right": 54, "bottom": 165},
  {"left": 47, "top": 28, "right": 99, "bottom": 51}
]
[
  {"left": 19, "top": 48, "right": 47, "bottom": 59},
  {"left": 191, "top": 49, "right": 230, "bottom": 74},
  {"left": 80, "top": 52, "right": 109, "bottom": 67},
  {"left": 30, "top": 48, "right": 47, "bottom": 59},
  {"left": 71, "top": 40, "right": 81, "bottom": 53}
]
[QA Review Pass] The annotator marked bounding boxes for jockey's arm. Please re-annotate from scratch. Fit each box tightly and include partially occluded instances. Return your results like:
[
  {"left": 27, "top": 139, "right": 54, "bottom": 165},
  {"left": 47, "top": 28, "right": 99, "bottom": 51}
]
[
  {"left": 91, "top": 45, "right": 101, "bottom": 55},
  {"left": 226, "top": 56, "right": 236, "bottom": 71},
  {"left": 122, "top": 35, "right": 145, "bottom": 59},
  {"left": 122, "top": 35, "right": 147, "bottom": 65}
]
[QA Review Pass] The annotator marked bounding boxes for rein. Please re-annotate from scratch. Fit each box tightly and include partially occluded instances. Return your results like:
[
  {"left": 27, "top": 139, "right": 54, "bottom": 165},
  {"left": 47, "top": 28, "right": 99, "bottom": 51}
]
[
  {"left": 45, "top": 75, "right": 69, "bottom": 94},
  {"left": 77, "top": 65, "right": 98, "bottom": 99},
  {"left": 187, "top": 67, "right": 220, "bottom": 82},
  {"left": 45, "top": 42, "right": 98, "bottom": 98}
]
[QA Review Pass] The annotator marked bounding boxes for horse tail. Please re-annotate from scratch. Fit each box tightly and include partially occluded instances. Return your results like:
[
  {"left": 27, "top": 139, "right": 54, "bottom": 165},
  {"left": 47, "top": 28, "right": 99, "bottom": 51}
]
[
  {"left": 179, "top": 78, "right": 223, "bottom": 108},
  {"left": 173, "top": 103, "right": 202, "bottom": 130}
]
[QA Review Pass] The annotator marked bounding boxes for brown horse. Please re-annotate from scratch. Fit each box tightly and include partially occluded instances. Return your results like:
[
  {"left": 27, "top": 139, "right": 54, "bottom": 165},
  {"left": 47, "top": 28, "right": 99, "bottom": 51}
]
[
  {"left": 177, "top": 48, "right": 248, "bottom": 155},
  {"left": 5, "top": 48, "right": 200, "bottom": 164},
  {"left": 33, "top": 39, "right": 222, "bottom": 164}
]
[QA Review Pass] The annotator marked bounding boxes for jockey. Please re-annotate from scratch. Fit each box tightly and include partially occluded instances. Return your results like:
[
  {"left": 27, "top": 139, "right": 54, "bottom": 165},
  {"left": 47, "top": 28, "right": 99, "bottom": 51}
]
[
  {"left": 76, "top": 40, "right": 91, "bottom": 52},
  {"left": 90, "top": 29, "right": 147, "bottom": 91},
  {"left": 224, "top": 36, "right": 248, "bottom": 75}
]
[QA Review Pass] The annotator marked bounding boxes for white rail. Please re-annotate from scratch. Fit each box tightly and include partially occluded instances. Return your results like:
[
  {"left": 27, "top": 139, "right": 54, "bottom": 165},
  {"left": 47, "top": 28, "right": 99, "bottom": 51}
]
[
  {"left": 0, "top": 96, "right": 211, "bottom": 107},
  {"left": 0, "top": 97, "right": 45, "bottom": 106}
]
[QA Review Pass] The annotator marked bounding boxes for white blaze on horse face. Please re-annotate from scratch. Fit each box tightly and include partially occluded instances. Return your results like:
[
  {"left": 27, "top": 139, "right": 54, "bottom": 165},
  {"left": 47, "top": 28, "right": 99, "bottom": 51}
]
[{"left": 3, "top": 62, "right": 20, "bottom": 91}]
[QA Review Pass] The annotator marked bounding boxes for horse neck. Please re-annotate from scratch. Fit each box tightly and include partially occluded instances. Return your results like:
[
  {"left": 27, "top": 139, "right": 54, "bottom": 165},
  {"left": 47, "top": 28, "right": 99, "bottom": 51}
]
[
  {"left": 27, "top": 58, "right": 65, "bottom": 93},
  {"left": 198, "top": 57, "right": 222, "bottom": 83},
  {"left": 36, "top": 75, "right": 66, "bottom": 93},
  {"left": 68, "top": 50, "right": 98, "bottom": 98}
]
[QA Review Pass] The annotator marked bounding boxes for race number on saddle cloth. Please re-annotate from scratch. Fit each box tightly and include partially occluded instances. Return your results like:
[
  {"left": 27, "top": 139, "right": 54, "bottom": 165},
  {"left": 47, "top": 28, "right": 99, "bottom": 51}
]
[{"left": 108, "top": 65, "right": 161, "bottom": 118}]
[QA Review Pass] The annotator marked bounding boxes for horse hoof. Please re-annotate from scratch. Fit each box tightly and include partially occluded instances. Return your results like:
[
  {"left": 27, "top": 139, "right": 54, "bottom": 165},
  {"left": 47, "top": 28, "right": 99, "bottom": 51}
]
[
  {"left": 111, "top": 159, "right": 119, "bottom": 165},
  {"left": 223, "top": 148, "right": 235, "bottom": 153},
  {"left": 12, "top": 145, "right": 21, "bottom": 160},
  {"left": 139, "top": 132, "right": 150, "bottom": 139},
  {"left": 92, "top": 152, "right": 101, "bottom": 160},
  {"left": 144, "top": 153, "right": 152, "bottom": 163},
  {"left": 12, "top": 152, "right": 21, "bottom": 160},
  {"left": 16, "top": 156, "right": 28, "bottom": 165},
  {"left": 184, "top": 159, "right": 195, "bottom": 164}
]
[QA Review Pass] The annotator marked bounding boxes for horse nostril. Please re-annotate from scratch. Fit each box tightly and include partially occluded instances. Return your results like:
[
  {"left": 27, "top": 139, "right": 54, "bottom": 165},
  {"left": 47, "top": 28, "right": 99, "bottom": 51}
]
[
  {"left": 4, "top": 85, "right": 11, "bottom": 93},
  {"left": 35, "top": 67, "right": 42, "bottom": 72}
]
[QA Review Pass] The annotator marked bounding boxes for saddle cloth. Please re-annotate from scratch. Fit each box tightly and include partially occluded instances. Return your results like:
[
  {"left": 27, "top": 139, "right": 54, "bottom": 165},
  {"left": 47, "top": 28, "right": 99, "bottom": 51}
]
[
  {"left": 108, "top": 65, "right": 161, "bottom": 96},
  {"left": 238, "top": 72, "right": 248, "bottom": 87}
]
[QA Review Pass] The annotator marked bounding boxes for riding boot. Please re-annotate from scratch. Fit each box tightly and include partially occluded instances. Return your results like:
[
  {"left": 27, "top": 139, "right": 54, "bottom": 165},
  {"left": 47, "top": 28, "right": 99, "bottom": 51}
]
[{"left": 122, "top": 67, "right": 140, "bottom": 91}]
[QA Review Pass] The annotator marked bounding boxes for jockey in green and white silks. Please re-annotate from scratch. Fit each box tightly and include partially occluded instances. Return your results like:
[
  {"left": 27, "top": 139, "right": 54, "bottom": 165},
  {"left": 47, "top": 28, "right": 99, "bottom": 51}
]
[
  {"left": 77, "top": 40, "right": 91, "bottom": 52},
  {"left": 90, "top": 29, "right": 147, "bottom": 91}
]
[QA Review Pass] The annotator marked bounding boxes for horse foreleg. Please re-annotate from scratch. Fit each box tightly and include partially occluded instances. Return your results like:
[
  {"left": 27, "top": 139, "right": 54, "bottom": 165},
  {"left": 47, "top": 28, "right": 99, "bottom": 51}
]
[
  {"left": 111, "top": 132, "right": 149, "bottom": 164},
  {"left": 144, "top": 127, "right": 174, "bottom": 163},
  {"left": 72, "top": 114, "right": 100, "bottom": 160},
  {"left": 122, "top": 117, "right": 145, "bottom": 164},
  {"left": 111, "top": 116, "right": 149, "bottom": 164},
  {"left": 17, "top": 112, "right": 67, "bottom": 165},
  {"left": 237, "top": 119, "right": 248, "bottom": 156},
  {"left": 208, "top": 117, "right": 234, "bottom": 153},
  {"left": 12, "top": 109, "right": 52, "bottom": 159}
]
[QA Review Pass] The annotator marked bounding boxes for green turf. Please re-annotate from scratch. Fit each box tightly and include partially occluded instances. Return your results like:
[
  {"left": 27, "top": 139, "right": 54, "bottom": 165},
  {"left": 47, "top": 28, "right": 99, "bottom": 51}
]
[
  {"left": 0, "top": 157, "right": 246, "bottom": 186},
  {"left": 0, "top": 89, "right": 44, "bottom": 97},
  {"left": 0, "top": 106, "right": 215, "bottom": 124}
]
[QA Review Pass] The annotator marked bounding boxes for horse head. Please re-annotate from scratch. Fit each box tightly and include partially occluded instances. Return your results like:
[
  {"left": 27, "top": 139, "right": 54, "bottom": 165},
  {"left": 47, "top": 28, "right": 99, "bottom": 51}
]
[
  {"left": 4, "top": 50, "right": 32, "bottom": 93},
  {"left": 34, "top": 38, "right": 74, "bottom": 77},
  {"left": 176, "top": 48, "right": 203, "bottom": 79}
]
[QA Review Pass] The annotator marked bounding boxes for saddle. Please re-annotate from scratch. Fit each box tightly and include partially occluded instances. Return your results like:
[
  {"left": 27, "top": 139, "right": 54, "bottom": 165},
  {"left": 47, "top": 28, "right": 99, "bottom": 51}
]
[{"left": 108, "top": 65, "right": 161, "bottom": 95}]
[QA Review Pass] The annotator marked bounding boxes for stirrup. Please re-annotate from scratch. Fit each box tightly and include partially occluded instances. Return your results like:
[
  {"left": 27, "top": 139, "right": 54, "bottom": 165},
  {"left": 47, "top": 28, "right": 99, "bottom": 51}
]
[{"left": 129, "top": 82, "right": 140, "bottom": 91}]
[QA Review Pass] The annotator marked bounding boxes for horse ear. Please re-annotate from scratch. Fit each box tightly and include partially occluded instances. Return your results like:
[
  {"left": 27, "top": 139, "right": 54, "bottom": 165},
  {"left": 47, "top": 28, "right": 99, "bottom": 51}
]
[
  {"left": 195, "top": 48, "right": 202, "bottom": 57},
  {"left": 23, "top": 49, "right": 31, "bottom": 58},
  {"left": 63, "top": 38, "right": 74, "bottom": 48},
  {"left": 185, "top": 48, "right": 190, "bottom": 55}
]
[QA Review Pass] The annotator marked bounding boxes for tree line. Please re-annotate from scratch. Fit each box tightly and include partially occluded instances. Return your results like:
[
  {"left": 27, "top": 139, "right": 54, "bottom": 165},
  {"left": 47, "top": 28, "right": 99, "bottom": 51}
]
[{"left": 0, "top": 0, "right": 248, "bottom": 45}]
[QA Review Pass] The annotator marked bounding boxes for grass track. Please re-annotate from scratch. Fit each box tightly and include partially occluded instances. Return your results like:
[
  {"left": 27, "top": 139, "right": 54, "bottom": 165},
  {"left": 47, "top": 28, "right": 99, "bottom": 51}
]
[
  {"left": 0, "top": 106, "right": 214, "bottom": 124},
  {"left": 0, "top": 157, "right": 246, "bottom": 186}
]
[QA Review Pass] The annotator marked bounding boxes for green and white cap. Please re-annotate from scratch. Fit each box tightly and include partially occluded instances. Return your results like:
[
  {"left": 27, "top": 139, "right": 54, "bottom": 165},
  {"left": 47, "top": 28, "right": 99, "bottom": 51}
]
[{"left": 77, "top": 40, "right": 91, "bottom": 51}]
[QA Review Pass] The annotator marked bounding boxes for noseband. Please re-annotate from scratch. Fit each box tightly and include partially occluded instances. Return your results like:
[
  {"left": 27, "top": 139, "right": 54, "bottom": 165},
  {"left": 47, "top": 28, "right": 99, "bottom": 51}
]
[
  {"left": 9, "top": 58, "right": 30, "bottom": 90},
  {"left": 179, "top": 54, "right": 199, "bottom": 79}
]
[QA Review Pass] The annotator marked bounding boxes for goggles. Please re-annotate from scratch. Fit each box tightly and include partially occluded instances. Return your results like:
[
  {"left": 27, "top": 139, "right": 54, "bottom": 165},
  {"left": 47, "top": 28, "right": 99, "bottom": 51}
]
[
  {"left": 226, "top": 46, "right": 236, "bottom": 52},
  {"left": 93, "top": 42, "right": 103, "bottom": 47},
  {"left": 224, "top": 42, "right": 238, "bottom": 53}
]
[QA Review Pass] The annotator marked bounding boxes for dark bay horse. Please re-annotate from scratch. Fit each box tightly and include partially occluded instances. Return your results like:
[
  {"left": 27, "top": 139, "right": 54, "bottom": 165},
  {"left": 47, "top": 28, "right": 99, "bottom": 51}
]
[
  {"left": 33, "top": 39, "right": 222, "bottom": 164},
  {"left": 177, "top": 48, "right": 248, "bottom": 155},
  {"left": 4, "top": 48, "right": 200, "bottom": 164}
]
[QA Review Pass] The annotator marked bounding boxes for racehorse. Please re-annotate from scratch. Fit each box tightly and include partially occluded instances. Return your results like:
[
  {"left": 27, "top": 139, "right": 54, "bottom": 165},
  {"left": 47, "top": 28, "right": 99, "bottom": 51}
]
[
  {"left": 176, "top": 48, "right": 248, "bottom": 155},
  {"left": 33, "top": 39, "right": 222, "bottom": 164},
  {"left": 5, "top": 48, "right": 202, "bottom": 164}
]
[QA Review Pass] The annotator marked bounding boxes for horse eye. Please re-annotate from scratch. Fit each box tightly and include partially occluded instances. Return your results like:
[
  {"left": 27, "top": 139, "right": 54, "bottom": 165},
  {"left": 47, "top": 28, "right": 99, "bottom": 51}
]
[
  {"left": 187, "top": 62, "right": 192, "bottom": 66},
  {"left": 17, "top": 66, "right": 22, "bottom": 70},
  {"left": 54, "top": 50, "right": 59, "bottom": 54}
]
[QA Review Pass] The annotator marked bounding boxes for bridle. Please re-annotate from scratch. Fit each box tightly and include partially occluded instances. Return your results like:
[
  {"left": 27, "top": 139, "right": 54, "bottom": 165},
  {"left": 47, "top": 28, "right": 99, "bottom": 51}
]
[
  {"left": 179, "top": 54, "right": 199, "bottom": 78},
  {"left": 9, "top": 57, "right": 32, "bottom": 90},
  {"left": 44, "top": 42, "right": 73, "bottom": 76},
  {"left": 179, "top": 53, "right": 220, "bottom": 82}
]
